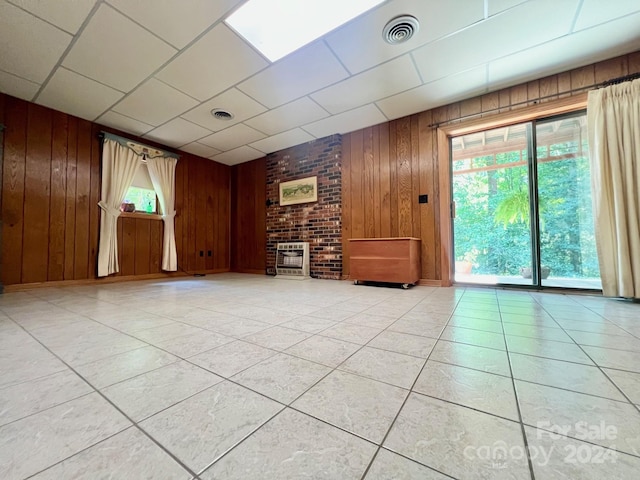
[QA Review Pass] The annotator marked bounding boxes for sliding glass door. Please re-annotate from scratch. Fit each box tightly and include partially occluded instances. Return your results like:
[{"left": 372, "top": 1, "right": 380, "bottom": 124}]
[{"left": 451, "top": 112, "right": 601, "bottom": 289}]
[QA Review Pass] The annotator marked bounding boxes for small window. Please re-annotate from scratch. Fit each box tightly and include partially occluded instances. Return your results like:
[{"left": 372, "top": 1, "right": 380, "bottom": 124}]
[
  {"left": 124, "top": 162, "right": 157, "bottom": 213},
  {"left": 124, "top": 186, "right": 157, "bottom": 213}
]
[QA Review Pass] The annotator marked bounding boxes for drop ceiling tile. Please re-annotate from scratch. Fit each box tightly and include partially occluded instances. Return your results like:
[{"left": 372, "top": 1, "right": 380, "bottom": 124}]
[
  {"left": 376, "top": 66, "right": 488, "bottom": 120},
  {"left": 0, "top": 2, "right": 71, "bottom": 83},
  {"left": 249, "top": 129, "right": 315, "bottom": 155},
  {"left": 181, "top": 88, "right": 266, "bottom": 131},
  {"left": 211, "top": 146, "right": 264, "bottom": 166},
  {"left": 106, "top": 0, "right": 242, "bottom": 49},
  {"left": 96, "top": 111, "right": 155, "bottom": 136},
  {"left": 143, "top": 118, "right": 213, "bottom": 148},
  {"left": 156, "top": 24, "right": 268, "bottom": 101},
  {"left": 326, "top": 0, "right": 484, "bottom": 74},
  {"left": 487, "top": 0, "right": 529, "bottom": 16},
  {"left": 574, "top": 0, "right": 640, "bottom": 31},
  {"left": 244, "top": 97, "right": 329, "bottom": 136},
  {"left": 37, "top": 67, "right": 123, "bottom": 121},
  {"left": 411, "top": 0, "right": 579, "bottom": 83},
  {"left": 303, "top": 104, "right": 387, "bottom": 139},
  {"left": 489, "top": 12, "right": 640, "bottom": 90},
  {"left": 237, "top": 41, "right": 350, "bottom": 109},
  {"left": 113, "top": 78, "right": 198, "bottom": 126},
  {"left": 179, "top": 142, "right": 221, "bottom": 158},
  {"left": 0, "top": 69, "right": 40, "bottom": 101},
  {"left": 62, "top": 3, "right": 176, "bottom": 92},
  {"left": 9, "top": 0, "right": 96, "bottom": 34},
  {"left": 199, "top": 124, "right": 266, "bottom": 151},
  {"left": 311, "top": 55, "right": 421, "bottom": 115}
]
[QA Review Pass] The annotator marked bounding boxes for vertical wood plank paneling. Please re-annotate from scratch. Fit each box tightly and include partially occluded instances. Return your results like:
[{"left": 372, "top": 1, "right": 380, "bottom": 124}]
[
  {"left": 410, "top": 115, "right": 421, "bottom": 239},
  {"left": 510, "top": 84, "right": 528, "bottom": 108},
  {"left": 378, "top": 123, "right": 391, "bottom": 238},
  {"left": 120, "top": 217, "right": 136, "bottom": 276},
  {"left": 149, "top": 220, "right": 162, "bottom": 273},
  {"left": 557, "top": 71, "right": 572, "bottom": 97},
  {"left": 527, "top": 80, "right": 540, "bottom": 105},
  {"left": 230, "top": 159, "right": 264, "bottom": 273},
  {"left": 363, "top": 127, "right": 375, "bottom": 238},
  {"left": 64, "top": 117, "right": 77, "bottom": 280},
  {"left": 372, "top": 124, "right": 381, "bottom": 237},
  {"left": 48, "top": 111, "right": 67, "bottom": 281},
  {"left": 570, "top": 65, "right": 595, "bottom": 90},
  {"left": 220, "top": 165, "right": 230, "bottom": 270},
  {"left": 350, "top": 130, "right": 364, "bottom": 239},
  {"left": 481, "top": 92, "right": 500, "bottom": 114},
  {"left": 1, "top": 97, "right": 27, "bottom": 285},
  {"left": 22, "top": 103, "right": 51, "bottom": 283},
  {"left": 134, "top": 219, "right": 151, "bottom": 275},
  {"left": 115, "top": 216, "right": 123, "bottom": 276},
  {"left": 539, "top": 76, "right": 558, "bottom": 100},
  {"left": 419, "top": 111, "right": 436, "bottom": 279},
  {"left": 594, "top": 56, "right": 626, "bottom": 84},
  {"left": 205, "top": 162, "right": 215, "bottom": 271},
  {"left": 396, "top": 117, "right": 412, "bottom": 236},
  {"left": 88, "top": 125, "right": 100, "bottom": 279},
  {"left": 388, "top": 122, "right": 398, "bottom": 236},
  {"left": 73, "top": 119, "right": 91, "bottom": 279}
]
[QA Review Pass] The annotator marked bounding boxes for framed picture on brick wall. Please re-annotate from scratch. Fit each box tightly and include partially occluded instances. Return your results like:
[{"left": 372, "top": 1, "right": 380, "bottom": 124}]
[{"left": 279, "top": 176, "right": 318, "bottom": 206}]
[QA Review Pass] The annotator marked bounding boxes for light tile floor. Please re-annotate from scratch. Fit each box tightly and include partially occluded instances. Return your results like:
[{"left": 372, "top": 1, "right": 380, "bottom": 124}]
[{"left": 1, "top": 273, "right": 640, "bottom": 479}]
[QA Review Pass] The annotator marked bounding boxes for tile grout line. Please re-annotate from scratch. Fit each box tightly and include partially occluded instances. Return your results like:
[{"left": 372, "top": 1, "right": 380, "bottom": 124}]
[
  {"left": 5, "top": 307, "right": 203, "bottom": 480},
  {"left": 356, "top": 288, "right": 466, "bottom": 480}
]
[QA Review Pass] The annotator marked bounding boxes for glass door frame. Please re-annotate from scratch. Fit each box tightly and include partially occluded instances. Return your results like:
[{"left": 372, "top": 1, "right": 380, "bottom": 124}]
[{"left": 435, "top": 94, "right": 590, "bottom": 288}]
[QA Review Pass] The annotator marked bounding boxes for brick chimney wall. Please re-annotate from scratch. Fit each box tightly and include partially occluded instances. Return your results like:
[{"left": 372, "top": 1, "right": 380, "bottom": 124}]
[{"left": 265, "top": 135, "right": 342, "bottom": 279}]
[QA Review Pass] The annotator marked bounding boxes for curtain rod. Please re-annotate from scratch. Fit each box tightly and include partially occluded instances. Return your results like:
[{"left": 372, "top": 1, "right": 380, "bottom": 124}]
[
  {"left": 428, "top": 71, "right": 640, "bottom": 129},
  {"left": 98, "top": 131, "right": 180, "bottom": 160}
]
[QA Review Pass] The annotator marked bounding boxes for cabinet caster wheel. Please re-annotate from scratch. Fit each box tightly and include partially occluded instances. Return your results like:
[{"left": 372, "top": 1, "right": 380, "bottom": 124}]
[
  {"left": 401, "top": 283, "right": 410, "bottom": 290},
  {"left": 353, "top": 280, "right": 359, "bottom": 285}
]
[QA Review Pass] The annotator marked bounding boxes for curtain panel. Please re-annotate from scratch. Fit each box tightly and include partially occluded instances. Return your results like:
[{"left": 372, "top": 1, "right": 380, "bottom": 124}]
[
  {"left": 146, "top": 156, "right": 178, "bottom": 271},
  {"left": 587, "top": 79, "right": 640, "bottom": 298},
  {"left": 97, "top": 139, "right": 141, "bottom": 277}
]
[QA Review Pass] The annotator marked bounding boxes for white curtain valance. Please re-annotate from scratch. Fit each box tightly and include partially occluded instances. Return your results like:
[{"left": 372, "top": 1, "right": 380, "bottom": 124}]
[{"left": 101, "top": 132, "right": 180, "bottom": 160}]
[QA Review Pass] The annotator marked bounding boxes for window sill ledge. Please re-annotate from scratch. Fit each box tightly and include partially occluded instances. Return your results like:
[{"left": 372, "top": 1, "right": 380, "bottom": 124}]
[{"left": 119, "top": 212, "right": 163, "bottom": 221}]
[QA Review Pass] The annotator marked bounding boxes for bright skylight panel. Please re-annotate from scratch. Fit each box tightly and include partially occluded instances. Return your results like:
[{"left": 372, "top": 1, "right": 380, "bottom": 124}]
[{"left": 225, "top": 0, "right": 385, "bottom": 62}]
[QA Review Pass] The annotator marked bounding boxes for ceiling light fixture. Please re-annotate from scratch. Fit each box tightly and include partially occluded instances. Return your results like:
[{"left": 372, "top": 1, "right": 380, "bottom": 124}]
[
  {"left": 225, "top": 0, "right": 385, "bottom": 62},
  {"left": 211, "top": 108, "right": 234, "bottom": 120},
  {"left": 383, "top": 15, "right": 419, "bottom": 45}
]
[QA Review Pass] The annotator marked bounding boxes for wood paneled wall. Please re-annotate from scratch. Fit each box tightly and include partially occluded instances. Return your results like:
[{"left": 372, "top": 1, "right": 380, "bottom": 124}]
[
  {"left": 175, "top": 154, "right": 230, "bottom": 274},
  {"left": 0, "top": 93, "right": 230, "bottom": 286},
  {"left": 230, "top": 158, "right": 266, "bottom": 274},
  {"left": 342, "top": 51, "right": 640, "bottom": 282}
]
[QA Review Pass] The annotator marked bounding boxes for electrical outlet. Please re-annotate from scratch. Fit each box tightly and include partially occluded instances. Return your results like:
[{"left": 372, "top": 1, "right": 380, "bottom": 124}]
[
  {"left": 199, "top": 251, "right": 204, "bottom": 257},
  {"left": 207, "top": 250, "right": 212, "bottom": 257},
  {"left": 419, "top": 194, "right": 428, "bottom": 204}
]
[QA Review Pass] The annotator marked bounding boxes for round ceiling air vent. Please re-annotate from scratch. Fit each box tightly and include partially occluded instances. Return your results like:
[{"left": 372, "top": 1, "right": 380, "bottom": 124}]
[
  {"left": 382, "top": 15, "right": 419, "bottom": 45},
  {"left": 210, "top": 108, "right": 234, "bottom": 120}
]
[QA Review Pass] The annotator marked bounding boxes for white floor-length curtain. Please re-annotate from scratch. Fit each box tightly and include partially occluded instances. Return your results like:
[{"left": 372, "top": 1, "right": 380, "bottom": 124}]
[
  {"left": 587, "top": 78, "right": 640, "bottom": 298},
  {"left": 146, "top": 156, "right": 178, "bottom": 271},
  {"left": 97, "top": 139, "right": 141, "bottom": 277}
]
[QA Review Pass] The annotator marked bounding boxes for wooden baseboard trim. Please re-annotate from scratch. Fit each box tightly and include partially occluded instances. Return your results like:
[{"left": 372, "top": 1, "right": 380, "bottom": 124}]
[
  {"left": 3, "top": 272, "right": 190, "bottom": 292},
  {"left": 231, "top": 269, "right": 265, "bottom": 275},
  {"left": 343, "top": 275, "right": 444, "bottom": 287}
]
